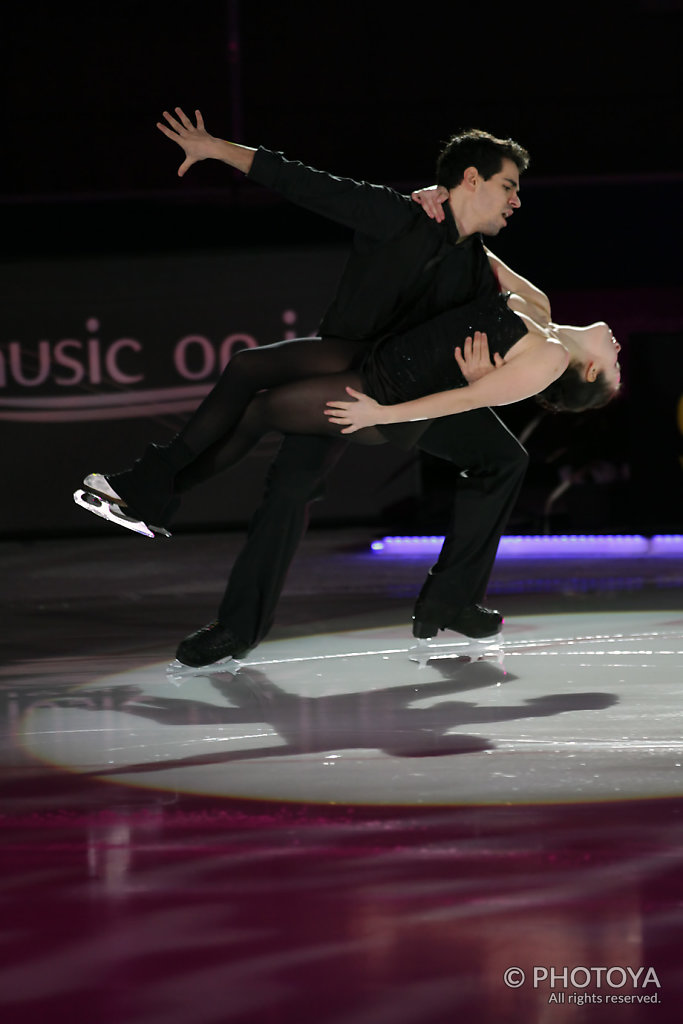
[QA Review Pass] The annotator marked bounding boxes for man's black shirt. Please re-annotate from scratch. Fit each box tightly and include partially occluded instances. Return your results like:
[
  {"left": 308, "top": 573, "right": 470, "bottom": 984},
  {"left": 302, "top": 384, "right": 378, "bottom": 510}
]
[{"left": 249, "top": 148, "right": 499, "bottom": 342}]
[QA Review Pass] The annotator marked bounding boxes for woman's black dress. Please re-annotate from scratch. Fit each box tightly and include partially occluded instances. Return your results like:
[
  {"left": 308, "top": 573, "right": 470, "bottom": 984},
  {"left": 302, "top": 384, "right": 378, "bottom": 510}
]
[{"left": 360, "top": 291, "right": 528, "bottom": 446}]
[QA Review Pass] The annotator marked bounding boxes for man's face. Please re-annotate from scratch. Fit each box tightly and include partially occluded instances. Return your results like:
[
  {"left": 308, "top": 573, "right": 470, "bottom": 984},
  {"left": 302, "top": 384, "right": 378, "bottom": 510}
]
[{"left": 469, "top": 158, "right": 522, "bottom": 236}]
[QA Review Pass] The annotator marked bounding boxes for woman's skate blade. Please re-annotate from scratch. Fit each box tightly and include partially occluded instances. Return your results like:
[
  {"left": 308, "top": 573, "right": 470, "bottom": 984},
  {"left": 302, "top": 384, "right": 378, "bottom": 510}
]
[{"left": 73, "top": 488, "right": 170, "bottom": 539}]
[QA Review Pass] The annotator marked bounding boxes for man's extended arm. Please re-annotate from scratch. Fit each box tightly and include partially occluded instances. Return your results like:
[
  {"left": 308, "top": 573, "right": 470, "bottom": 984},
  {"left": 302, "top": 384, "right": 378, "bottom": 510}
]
[
  {"left": 157, "top": 108, "right": 256, "bottom": 175},
  {"left": 158, "top": 107, "right": 417, "bottom": 239}
]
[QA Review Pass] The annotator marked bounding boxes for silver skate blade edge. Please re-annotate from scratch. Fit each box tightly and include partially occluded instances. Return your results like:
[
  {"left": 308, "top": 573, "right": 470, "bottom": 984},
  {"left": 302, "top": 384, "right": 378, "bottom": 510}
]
[
  {"left": 166, "top": 656, "right": 243, "bottom": 681},
  {"left": 408, "top": 633, "right": 503, "bottom": 664},
  {"left": 409, "top": 636, "right": 469, "bottom": 665},
  {"left": 73, "top": 489, "right": 156, "bottom": 539}
]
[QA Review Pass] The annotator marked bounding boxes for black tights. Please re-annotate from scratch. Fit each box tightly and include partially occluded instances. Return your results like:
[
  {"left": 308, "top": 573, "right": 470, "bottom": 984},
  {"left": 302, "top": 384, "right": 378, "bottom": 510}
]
[{"left": 174, "top": 337, "right": 386, "bottom": 491}]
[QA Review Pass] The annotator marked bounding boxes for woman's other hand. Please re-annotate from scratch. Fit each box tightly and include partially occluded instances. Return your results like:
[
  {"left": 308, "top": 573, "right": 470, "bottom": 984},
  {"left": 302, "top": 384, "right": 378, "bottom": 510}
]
[
  {"left": 454, "top": 332, "right": 504, "bottom": 383},
  {"left": 410, "top": 185, "right": 449, "bottom": 223}
]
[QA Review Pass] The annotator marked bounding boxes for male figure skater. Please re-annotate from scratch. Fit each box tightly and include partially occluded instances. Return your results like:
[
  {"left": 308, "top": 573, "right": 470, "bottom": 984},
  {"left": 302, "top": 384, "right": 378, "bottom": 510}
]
[{"left": 106, "top": 109, "right": 534, "bottom": 667}]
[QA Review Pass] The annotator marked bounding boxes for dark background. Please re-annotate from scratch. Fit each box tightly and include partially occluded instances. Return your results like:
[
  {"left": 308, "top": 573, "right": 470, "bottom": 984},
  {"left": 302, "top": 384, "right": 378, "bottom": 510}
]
[
  {"left": 2, "top": 0, "right": 682, "bottom": 536},
  {"left": 3, "top": 1, "right": 683, "bottom": 269}
]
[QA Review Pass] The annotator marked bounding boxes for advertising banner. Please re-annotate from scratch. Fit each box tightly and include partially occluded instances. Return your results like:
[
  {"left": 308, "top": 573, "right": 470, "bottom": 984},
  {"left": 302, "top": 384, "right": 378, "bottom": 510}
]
[{"left": 1, "top": 245, "right": 420, "bottom": 535}]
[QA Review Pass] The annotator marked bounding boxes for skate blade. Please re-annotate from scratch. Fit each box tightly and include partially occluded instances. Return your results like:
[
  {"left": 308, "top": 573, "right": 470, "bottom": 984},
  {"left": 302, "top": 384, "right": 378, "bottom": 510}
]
[
  {"left": 166, "top": 656, "right": 244, "bottom": 681},
  {"left": 73, "top": 489, "right": 171, "bottom": 539},
  {"left": 409, "top": 633, "right": 503, "bottom": 665}
]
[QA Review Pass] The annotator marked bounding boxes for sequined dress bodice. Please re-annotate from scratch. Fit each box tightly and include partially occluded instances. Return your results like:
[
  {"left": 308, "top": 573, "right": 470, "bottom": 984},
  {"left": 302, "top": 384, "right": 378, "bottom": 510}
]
[{"left": 361, "top": 291, "right": 527, "bottom": 407}]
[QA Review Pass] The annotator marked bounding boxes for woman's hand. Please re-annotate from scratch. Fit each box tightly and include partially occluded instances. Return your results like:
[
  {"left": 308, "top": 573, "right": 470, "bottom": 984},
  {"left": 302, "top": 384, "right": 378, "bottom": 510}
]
[
  {"left": 455, "top": 332, "right": 504, "bottom": 383},
  {"left": 324, "top": 387, "right": 383, "bottom": 433},
  {"left": 410, "top": 185, "right": 449, "bottom": 223},
  {"left": 156, "top": 107, "right": 218, "bottom": 177}
]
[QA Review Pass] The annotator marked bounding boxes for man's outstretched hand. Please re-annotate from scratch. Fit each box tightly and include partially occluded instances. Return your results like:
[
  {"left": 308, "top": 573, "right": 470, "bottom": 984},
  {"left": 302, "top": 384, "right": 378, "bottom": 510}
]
[{"left": 156, "top": 107, "right": 219, "bottom": 176}]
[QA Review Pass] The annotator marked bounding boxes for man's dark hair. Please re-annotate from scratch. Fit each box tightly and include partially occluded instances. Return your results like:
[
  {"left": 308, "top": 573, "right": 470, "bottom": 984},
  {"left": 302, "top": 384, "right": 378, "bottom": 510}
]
[
  {"left": 535, "top": 365, "right": 618, "bottom": 414},
  {"left": 437, "top": 129, "right": 530, "bottom": 189}
]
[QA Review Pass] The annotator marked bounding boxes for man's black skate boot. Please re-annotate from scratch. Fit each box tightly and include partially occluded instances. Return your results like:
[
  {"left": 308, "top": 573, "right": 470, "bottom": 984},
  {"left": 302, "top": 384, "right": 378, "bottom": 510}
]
[
  {"left": 412, "top": 603, "right": 503, "bottom": 640},
  {"left": 176, "top": 621, "right": 253, "bottom": 668}
]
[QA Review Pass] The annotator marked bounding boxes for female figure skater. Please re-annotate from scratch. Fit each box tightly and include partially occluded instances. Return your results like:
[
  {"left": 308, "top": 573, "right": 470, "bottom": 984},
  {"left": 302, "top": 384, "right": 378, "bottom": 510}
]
[{"left": 76, "top": 259, "right": 621, "bottom": 538}]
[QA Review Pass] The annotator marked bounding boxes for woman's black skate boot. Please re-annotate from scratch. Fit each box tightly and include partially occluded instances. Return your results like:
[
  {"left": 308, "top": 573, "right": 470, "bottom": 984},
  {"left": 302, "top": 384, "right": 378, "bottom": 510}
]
[{"left": 93, "top": 438, "right": 195, "bottom": 534}]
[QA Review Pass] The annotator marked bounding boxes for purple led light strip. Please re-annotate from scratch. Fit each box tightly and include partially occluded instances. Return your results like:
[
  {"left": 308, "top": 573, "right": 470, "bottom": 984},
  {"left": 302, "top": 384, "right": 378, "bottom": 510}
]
[{"left": 370, "top": 535, "right": 683, "bottom": 557}]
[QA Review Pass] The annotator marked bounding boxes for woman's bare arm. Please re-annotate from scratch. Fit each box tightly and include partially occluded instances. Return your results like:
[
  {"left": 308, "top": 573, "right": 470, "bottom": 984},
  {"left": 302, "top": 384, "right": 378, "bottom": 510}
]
[
  {"left": 485, "top": 249, "right": 552, "bottom": 325},
  {"left": 325, "top": 333, "right": 569, "bottom": 433}
]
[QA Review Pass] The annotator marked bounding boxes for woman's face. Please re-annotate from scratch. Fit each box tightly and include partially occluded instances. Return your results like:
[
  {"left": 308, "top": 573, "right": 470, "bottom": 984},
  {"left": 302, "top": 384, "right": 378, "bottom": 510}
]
[{"left": 580, "top": 321, "right": 622, "bottom": 389}]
